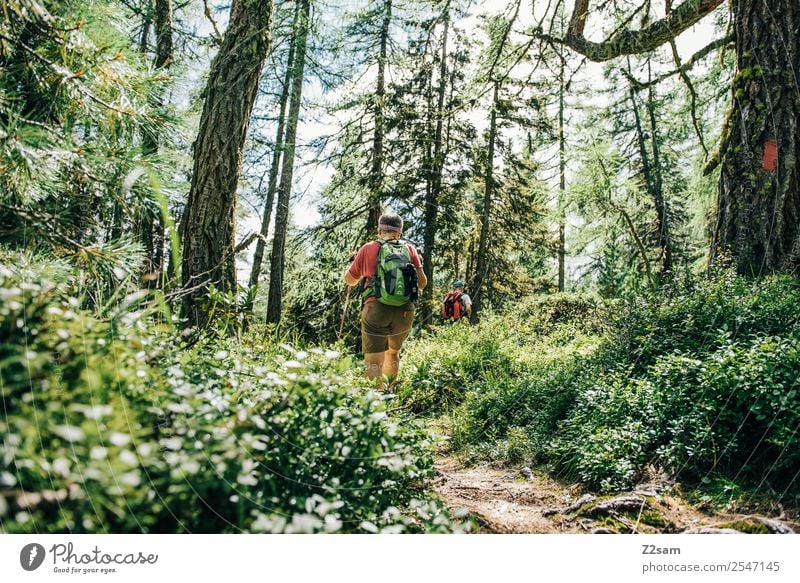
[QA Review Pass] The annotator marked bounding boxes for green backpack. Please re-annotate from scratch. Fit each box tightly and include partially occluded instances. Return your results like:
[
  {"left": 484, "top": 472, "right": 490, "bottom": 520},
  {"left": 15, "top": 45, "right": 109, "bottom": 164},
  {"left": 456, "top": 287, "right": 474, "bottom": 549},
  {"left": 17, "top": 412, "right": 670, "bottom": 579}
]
[{"left": 362, "top": 239, "right": 419, "bottom": 306}]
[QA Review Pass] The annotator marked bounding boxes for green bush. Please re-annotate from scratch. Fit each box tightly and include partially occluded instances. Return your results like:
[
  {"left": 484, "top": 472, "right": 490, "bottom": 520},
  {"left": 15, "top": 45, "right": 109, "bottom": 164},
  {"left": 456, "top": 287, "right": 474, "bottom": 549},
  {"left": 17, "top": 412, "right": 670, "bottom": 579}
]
[
  {"left": 550, "top": 335, "right": 800, "bottom": 495},
  {"left": 0, "top": 258, "right": 464, "bottom": 533},
  {"left": 401, "top": 275, "right": 800, "bottom": 501},
  {"left": 609, "top": 272, "right": 800, "bottom": 371},
  {"left": 398, "top": 293, "right": 609, "bottom": 415}
]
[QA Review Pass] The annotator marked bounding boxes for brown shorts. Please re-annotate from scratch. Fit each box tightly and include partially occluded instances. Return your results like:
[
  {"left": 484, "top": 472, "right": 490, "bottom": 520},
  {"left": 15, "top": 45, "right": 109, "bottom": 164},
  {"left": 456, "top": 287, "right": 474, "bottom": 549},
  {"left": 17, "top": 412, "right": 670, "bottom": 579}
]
[{"left": 361, "top": 300, "right": 415, "bottom": 354}]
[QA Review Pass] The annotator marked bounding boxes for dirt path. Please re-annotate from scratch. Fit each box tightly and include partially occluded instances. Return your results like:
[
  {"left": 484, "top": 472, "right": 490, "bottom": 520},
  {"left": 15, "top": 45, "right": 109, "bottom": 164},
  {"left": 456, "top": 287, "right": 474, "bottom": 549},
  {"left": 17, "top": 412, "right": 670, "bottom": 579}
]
[{"left": 432, "top": 457, "right": 798, "bottom": 534}]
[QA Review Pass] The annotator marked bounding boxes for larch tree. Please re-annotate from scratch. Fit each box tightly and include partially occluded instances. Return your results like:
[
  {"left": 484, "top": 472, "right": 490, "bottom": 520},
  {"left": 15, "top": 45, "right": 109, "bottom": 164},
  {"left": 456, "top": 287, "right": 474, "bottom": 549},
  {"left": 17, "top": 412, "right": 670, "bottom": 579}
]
[
  {"left": 265, "top": 0, "right": 311, "bottom": 325},
  {"left": 180, "top": 0, "right": 274, "bottom": 327},
  {"left": 247, "top": 0, "right": 302, "bottom": 303}
]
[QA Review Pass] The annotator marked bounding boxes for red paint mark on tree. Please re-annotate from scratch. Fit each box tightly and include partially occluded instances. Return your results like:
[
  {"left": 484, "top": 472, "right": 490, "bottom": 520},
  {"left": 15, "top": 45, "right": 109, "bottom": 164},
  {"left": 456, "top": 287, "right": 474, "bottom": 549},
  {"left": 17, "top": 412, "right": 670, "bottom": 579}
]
[{"left": 762, "top": 139, "right": 778, "bottom": 172}]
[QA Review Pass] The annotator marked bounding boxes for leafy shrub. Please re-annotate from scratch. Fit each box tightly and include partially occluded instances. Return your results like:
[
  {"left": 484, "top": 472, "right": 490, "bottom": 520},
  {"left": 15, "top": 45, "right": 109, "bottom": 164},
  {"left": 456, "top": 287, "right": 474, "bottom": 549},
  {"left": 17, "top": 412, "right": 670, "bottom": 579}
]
[
  {"left": 450, "top": 344, "right": 600, "bottom": 463},
  {"left": 550, "top": 335, "right": 800, "bottom": 495},
  {"left": 398, "top": 293, "right": 609, "bottom": 415},
  {"left": 609, "top": 272, "right": 800, "bottom": 371},
  {"left": 401, "top": 275, "right": 800, "bottom": 502},
  {"left": 0, "top": 258, "right": 464, "bottom": 533}
]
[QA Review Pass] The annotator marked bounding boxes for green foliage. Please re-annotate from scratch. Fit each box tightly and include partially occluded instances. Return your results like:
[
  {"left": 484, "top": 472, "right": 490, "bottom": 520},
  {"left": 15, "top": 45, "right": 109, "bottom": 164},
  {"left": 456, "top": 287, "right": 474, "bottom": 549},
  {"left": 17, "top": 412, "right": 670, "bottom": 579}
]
[
  {"left": 399, "top": 293, "right": 609, "bottom": 442},
  {"left": 0, "top": 257, "right": 465, "bottom": 533},
  {"left": 610, "top": 271, "right": 800, "bottom": 370},
  {"left": 401, "top": 275, "right": 800, "bottom": 501},
  {"left": 0, "top": 0, "right": 184, "bottom": 294},
  {"left": 551, "top": 333, "right": 800, "bottom": 494}
]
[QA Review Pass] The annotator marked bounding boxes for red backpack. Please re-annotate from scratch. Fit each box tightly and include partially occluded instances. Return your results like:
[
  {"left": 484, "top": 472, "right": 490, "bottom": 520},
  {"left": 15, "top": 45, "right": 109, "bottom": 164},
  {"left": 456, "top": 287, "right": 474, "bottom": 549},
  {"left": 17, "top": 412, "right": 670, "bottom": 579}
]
[{"left": 442, "top": 292, "right": 465, "bottom": 321}]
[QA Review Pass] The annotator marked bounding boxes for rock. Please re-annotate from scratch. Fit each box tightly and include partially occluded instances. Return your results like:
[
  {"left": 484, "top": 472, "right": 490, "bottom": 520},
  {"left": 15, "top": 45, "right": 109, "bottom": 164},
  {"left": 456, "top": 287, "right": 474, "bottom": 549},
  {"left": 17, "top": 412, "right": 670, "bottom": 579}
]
[
  {"left": 591, "top": 527, "right": 616, "bottom": 534},
  {"left": 754, "top": 517, "right": 795, "bottom": 534},
  {"left": 683, "top": 527, "right": 741, "bottom": 534},
  {"left": 582, "top": 495, "right": 648, "bottom": 518},
  {"left": 520, "top": 467, "right": 533, "bottom": 479}
]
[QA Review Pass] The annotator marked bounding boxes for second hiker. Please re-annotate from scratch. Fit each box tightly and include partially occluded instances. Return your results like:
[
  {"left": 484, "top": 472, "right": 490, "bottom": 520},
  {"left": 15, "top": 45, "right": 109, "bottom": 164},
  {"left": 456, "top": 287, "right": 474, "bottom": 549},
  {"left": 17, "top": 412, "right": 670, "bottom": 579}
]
[
  {"left": 344, "top": 212, "right": 427, "bottom": 389},
  {"left": 442, "top": 280, "right": 472, "bottom": 323}
]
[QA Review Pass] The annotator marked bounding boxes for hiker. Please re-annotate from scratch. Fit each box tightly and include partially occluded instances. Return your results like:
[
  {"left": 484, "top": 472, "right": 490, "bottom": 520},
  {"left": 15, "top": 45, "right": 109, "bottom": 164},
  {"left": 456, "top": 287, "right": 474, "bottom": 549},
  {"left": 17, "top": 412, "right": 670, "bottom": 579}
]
[
  {"left": 344, "top": 212, "right": 427, "bottom": 388},
  {"left": 442, "top": 280, "right": 472, "bottom": 322}
]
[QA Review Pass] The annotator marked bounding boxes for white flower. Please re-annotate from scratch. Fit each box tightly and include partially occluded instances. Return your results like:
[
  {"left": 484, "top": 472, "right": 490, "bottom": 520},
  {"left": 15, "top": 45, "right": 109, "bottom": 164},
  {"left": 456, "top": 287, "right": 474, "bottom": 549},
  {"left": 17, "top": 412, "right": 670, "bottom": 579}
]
[
  {"left": 120, "top": 471, "right": 141, "bottom": 487},
  {"left": 119, "top": 450, "right": 138, "bottom": 466},
  {"left": 53, "top": 425, "right": 84, "bottom": 442},
  {"left": 108, "top": 432, "right": 130, "bottom": 446},
  {"left": 52, "top": 458, "right": 70, "bottom": 477},
  {"left": 237, "top": 474, "right": 258, "bottom": 486},
  {"left": 84, "top": 405, "right": 113, "bottom": 420},
  {"left": 162, "top": 437, "right": 182, "bottom": 451},
  {"left": 181, "top": 460, "right": 200, "bottom": 474}
]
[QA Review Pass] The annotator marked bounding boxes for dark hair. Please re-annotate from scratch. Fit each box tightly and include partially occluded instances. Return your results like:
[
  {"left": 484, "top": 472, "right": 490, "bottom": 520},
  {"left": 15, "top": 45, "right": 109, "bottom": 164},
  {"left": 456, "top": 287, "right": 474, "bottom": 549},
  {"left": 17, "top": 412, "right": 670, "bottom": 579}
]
[{"left": 378, "top": 212, "right": 403, "bottom": 232}]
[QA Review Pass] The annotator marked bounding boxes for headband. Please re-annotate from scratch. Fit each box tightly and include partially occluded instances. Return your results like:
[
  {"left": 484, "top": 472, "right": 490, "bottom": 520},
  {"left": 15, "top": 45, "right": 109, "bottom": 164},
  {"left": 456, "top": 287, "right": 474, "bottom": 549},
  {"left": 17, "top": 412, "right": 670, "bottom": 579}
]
[{"left": 378, "top": 223, "right": 401, "bottom": 232}]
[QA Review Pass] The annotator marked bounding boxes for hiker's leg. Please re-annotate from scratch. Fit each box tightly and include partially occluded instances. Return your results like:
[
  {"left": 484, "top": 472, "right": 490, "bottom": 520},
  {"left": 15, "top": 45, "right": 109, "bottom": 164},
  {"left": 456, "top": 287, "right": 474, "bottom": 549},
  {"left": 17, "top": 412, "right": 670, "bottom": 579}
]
[
  {"left": 361, "top": 301, "right": 390, "bottom": 388},
  {"left": 384, "top": 306, "right": 414, "bottom": 387},
  {"left": 363, "top": 351, "right": 385, "bottom": 382},
  {"left": 383, "top": 348, "right": 400, "bottom": 378}
]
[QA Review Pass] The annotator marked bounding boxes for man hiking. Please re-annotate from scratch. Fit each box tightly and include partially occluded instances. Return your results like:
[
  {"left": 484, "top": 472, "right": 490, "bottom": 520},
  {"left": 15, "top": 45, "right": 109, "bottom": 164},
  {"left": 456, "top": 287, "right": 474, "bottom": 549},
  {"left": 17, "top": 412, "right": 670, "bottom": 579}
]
[
  {"left": 344, "top": 212, "right": 427, "bottom": 389},
  {"left": 442, "top": 280, "right": 472, "bottom": 322}
]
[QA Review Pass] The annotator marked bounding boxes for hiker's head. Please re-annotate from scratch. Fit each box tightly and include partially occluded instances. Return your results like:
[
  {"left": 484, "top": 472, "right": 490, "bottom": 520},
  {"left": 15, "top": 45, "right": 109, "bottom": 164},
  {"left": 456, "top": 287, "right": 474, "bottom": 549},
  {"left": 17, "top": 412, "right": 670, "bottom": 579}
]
[
  {"left": 452, "top": 280, "right": 465, "bottom": 291},
  {"left": 377, "top": 212, "right": 403, "bottom": 239}
]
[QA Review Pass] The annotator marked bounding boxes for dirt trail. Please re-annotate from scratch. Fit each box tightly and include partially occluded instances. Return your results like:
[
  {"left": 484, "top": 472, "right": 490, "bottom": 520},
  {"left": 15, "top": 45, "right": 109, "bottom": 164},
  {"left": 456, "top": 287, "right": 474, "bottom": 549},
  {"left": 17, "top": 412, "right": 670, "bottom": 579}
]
[{"left": 433, "top": 457, "right": 798, "bottom": 534}]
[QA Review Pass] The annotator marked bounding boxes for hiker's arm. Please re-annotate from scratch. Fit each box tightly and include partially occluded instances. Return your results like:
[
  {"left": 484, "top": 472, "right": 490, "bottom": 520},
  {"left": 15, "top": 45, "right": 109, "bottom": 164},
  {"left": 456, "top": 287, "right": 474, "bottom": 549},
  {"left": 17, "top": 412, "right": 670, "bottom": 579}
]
[
  {"left": 344, "top": 248, "right": 362, "bottom": 286},
  {"left": 344, "top": 266, "right": 360, "bottom": 286},
  {"left": 416, "top": 267, "right": 427, "bottom": 290}
]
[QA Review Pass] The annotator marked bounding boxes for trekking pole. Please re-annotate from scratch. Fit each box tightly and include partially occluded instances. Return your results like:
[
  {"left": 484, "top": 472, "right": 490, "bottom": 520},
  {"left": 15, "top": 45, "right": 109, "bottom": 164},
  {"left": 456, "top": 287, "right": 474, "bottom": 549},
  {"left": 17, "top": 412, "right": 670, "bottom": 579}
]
[{"left": 337, "top": 285, "right": 352, "bottom": 341}]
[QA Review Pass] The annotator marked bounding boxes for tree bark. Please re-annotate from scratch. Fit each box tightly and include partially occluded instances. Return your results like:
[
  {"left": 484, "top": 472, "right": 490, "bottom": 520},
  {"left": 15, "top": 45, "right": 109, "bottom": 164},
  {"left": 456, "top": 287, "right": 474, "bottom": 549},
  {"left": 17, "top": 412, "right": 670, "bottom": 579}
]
[
  {"left": 180, "top": 0, "right": 273, "bottom": 327},
  {"left": 562, "top": 0, "right": 724, "bottom": 62},
  {"left": 364, "top": 0, "right": 391, "bottom": 240},
  {"left": 247, "top": 0, "right": 301, "bottom": 300},
  {"left": 471, "top": 82, "right": 498, "bottom": 323},
  {"left": 629, "top": 72, "right": 672, "bottom": 276},
  {"left": 557, "top": 54, "right": 566, "bottom": 292},
  {"left": 139, "top": 0, "right": 173, "bottom": 288},
  {"left": 265, "top": 0, "right": 310, "bottom": 324},
  {"left": 421, "top": 12, "right": 449, "bottom": 326},
  {"left": 646, "top": 77, "right": 673, "bottom": 275},
  {"left": 711, "top": 0, "right": 800, "bottom": 275}
]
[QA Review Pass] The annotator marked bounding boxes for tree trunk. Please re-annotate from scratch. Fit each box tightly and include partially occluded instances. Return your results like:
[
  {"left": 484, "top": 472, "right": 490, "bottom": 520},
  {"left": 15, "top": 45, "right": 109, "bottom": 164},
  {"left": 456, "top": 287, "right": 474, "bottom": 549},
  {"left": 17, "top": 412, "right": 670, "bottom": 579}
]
[
  {"left": 646, "top": 78, "right": 673, "bottom": 275},
  {"left": 711, "top": 0, "right": 800, "bottom": 276},
  {"left": 421, "top": 13, "right": 449, "bottom": 326},
  {"left": 364, "top": 0, "right": 391, "bottom": 240},
  {"left": 247, "top": 0, "right": 301, "bottom": 302},
  {"left": 557, "top": 54, "right": 566, "bottom": 292},
  {"left": 629, "top": 71, "right": 672, "bottom": 277},
  {"left": 265, "top": 0, "right": 310, "bottom": 324},
  {"left": 180, "top": 0, "right": 273, "bottom": 327},
  {"left": 471, "top": 82, "right": 498, "bottom": 323},
  {"left": 139, "top": 0, "right": 173, "bottom": 288}
]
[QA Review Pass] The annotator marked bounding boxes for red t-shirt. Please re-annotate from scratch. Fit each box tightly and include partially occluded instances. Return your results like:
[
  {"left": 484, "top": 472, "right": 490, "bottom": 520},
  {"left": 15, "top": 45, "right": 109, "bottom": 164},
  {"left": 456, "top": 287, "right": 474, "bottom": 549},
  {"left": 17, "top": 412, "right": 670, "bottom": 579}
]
[{"left": 348, "top": 239, "right": 422, "bottom": 303}]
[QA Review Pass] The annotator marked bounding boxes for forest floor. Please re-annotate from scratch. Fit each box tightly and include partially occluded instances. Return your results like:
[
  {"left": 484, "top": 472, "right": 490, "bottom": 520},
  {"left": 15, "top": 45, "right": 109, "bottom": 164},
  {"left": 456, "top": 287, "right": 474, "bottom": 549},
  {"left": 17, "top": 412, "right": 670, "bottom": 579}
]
[{"left": 432, "top": 457, "right": 800, "bottom": 534}]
